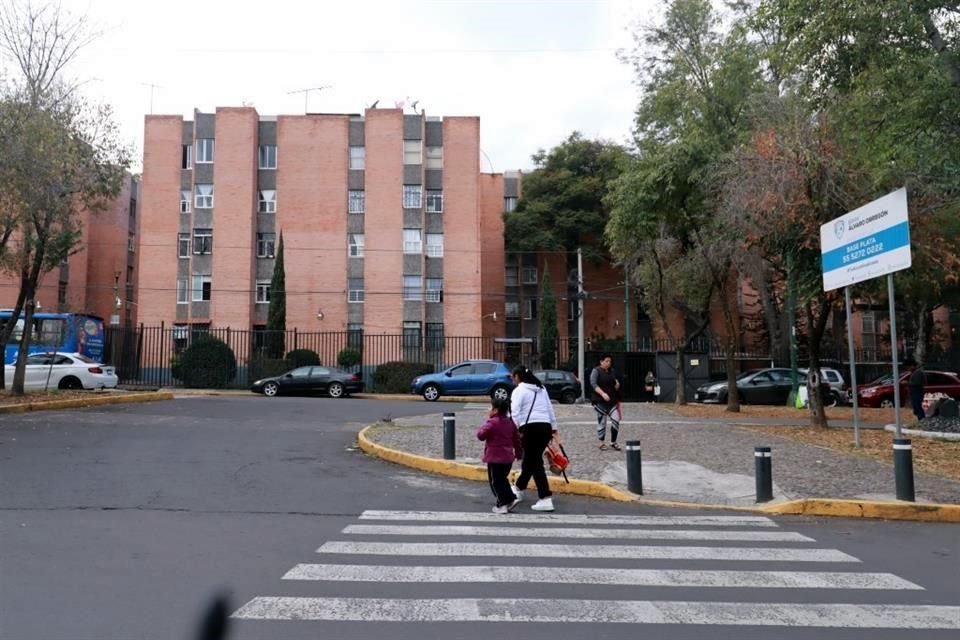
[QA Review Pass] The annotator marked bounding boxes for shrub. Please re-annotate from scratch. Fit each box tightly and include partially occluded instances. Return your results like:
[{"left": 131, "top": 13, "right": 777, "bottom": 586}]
[
  {"left": 372, "top": 361, "right": 434, "bottom": 394},
  {"left": 285, "top": 349, "right": 320, "bottom": 368},
  {"left": 179, "top": 338, "right": 238, "bottom": 388},
  {"left": 249, "top": 357, "right": 292, "bottom": 381},
  {"left": 337, "top": 347, "right": 362, "bottom": 369},
  {"left": 170, "top": 354, "right": 183, "bottom": 381}
]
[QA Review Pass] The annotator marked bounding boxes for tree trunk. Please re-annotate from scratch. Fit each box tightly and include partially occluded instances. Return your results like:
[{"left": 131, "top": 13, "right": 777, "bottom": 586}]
[
  {"left": 913, "top": 302, "right": 930, "bottom": 367},
  {"left": 675, "top": 345, "right": 687, "bottom": 405},
  {"left": 720, "top": 293, "right": 741, "bottom": 413},
  {"left": 0, "top": 286, "right": 28, "bottom": 390},
  {"left": 805, "top": 300, "right": 831, "bottom": 428},
  {"left": 12, "top": 295, "right": 36, "bottom": 395}
]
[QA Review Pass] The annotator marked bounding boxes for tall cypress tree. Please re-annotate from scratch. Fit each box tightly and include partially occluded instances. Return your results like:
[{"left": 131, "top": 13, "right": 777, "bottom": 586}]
[
  {"left": 266, "top": 233, "right": 286, "bottom": 358},
  {"left": 539, "top": 268, "right": 558, "bottom": 369}
]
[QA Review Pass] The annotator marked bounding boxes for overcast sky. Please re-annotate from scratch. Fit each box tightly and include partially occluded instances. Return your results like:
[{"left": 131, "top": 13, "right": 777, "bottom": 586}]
[{"left": 54, "top": 0, "right": 658, "bottom": 172}]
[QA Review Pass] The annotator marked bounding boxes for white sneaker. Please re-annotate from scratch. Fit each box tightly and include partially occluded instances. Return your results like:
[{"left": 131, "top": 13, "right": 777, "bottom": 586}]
[
  {"left": 531, "top": 497, "right": 554, "bottom": 512},
  {"left": 492, "top": 505, "right": 509, "bottom": 514},
  {"left": 507, "top": 498, "right": 522, "bottom": 512},
  {"left": 511, "top": 485, "right": 524, "bottom": 502}
]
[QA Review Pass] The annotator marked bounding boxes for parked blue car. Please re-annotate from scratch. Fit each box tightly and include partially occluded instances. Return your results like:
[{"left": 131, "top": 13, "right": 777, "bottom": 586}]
[{"left": 411, "top": 360, "right": 514, "bottom": 402}]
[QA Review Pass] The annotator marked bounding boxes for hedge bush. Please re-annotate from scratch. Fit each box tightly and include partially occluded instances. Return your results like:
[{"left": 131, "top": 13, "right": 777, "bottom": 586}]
[
  {"left": 337, "top": 347, "right": 362, "bottom": 369},
  {"left": 285, "top": 349, "right": 320, "bottom": 368},
  {"left": 179, "top": 337, "right": 238, "bottom": 388},
  {"left": 372, "top": 361, "right": 434, "bottom": 394},
  {"left": 249, "top": 357, "right": 292, "bottom": 381}
]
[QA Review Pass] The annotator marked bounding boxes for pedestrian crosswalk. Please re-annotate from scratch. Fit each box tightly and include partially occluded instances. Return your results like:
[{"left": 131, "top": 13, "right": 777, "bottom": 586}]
[{"left": 231, "top": 509, "right": 960, "bottom": 631}]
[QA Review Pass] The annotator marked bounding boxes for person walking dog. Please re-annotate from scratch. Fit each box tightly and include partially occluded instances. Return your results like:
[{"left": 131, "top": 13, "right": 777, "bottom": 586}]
[
  {"left": 477, "top": 396, "right": 523, "bottom": 514},
  {"left": 510, "top": 365, "right": 558, "bottom": 512}
]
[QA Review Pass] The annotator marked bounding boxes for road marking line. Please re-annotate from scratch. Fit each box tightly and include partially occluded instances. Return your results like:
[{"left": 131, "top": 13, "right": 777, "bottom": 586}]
[
  {"left": 232, "top": 597, "right": 959, "bottom": 628},
  {"left": 316, "top": 542, "right": 859, "bottom": 562},
  {"left": 359, "top": 510, "right": 778, "bottom": 527},
  {"left": 282, "top": 564, "right": 921, "bottom": 590},
  {"left": 343, "top": 524, "right": 813, "bottom": 543}
]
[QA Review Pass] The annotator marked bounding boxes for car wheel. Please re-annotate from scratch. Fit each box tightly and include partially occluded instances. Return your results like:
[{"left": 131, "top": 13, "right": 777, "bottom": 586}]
[
  {"left": 561, "top": 390, "right": 578, "bottom": 404},
  {"left": 880, "top": 398, "right": 895, "bottom": 409},
  {"left": 422, "top": 383, "right": 440, "bottom": 402},
  {"left": 328, "top": 382, "right": 345, "bottom": 399},
  {"left": 491, "top": 385, "right": 510, "bottom": 402},
  {"left": 263, "top": 382, "right": 279, "bottom": 397},
  {"left": 58, "top": 376, "right": 83, "bottom": 390}
]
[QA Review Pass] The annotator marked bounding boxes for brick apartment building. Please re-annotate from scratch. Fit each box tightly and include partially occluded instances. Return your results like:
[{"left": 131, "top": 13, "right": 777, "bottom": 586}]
[
  {"left": 138, "top": 106, "right": 524, "bottom": 364},
  {"left": 0, "top": 174, "right": 140, "bottom": 327}
]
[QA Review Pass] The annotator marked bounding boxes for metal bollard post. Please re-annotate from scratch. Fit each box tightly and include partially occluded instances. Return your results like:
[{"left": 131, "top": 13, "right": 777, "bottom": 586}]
[
  {"left": 442, "top": 412, "right": 456, "bottom": 460},
  {"left": 893, "top": 438, "right": 916, "bottom": 502},
  {"left": 754, "top": 446, "right": 773, "bottom": 503},
  {"left": 625, "top": 440, "right": 643, "bottom": 495}
]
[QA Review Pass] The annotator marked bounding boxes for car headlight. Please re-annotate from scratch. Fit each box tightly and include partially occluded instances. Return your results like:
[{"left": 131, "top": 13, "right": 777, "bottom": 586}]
[
  {"left": 413, "top": 378, "right": 420, "bottom": 385},
  {"left": 253, "top": 379, "right": 262, "bottom": 385}
]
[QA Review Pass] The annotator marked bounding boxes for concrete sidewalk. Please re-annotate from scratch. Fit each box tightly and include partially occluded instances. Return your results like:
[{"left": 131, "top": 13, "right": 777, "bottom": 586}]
[{"left": 365, "top": 402, "right": 960, "bottom": 508}]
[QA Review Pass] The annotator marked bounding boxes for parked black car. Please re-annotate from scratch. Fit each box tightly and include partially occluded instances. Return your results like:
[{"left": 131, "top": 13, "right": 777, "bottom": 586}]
[
  {"left": 694, "top": 368, "right": 831, "bottom": 406},
  {"left": 533, "top": 369, "right": 582, "bottom": 404},
  {"left": 251, "top": 366, "right": 363, "bottom": 398}
]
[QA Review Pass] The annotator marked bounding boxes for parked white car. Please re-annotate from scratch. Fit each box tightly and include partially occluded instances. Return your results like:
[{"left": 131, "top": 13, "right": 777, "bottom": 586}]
[{"left": 3, "top": 352, "right": 118, "bottom": 391}]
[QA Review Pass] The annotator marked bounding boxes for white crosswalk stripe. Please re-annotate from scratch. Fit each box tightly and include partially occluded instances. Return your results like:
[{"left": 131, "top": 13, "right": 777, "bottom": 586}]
[{"left": 231, "top": 509, "right": 959, "bottom": 631}]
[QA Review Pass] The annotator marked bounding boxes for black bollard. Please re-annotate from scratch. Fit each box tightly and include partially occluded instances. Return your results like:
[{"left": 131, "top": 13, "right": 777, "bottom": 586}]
[
  {"left": 442, "top": 412, "right": 456, "bottom": 460},
  {"left": 754, "top": 446, "right": 773, "bottom": 503},
  {"left": 893, "top": 438, "right": 916, "bottom": 502},
  {"left": 625, "top": 440, "right": 643, "bottom": 495}
]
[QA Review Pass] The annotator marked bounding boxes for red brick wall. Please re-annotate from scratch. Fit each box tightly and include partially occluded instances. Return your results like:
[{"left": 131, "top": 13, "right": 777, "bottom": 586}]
[
  {"left": 83, "top": 176, "right": 135, "bottom": 324},
  {"left": 211, "top": 108, "right": 257, "bottom": 329},
  {"left": 276, "top": 115, "right": 349, "bottom": 341},
  {"left": 363, "top": 108, "right": 404, "bottom": 334},
  {"left": 478, "top": 174, "right": 505, "bottom": 338},
  {"left": 442, "top": 117, "right": 483, "bottom": 337},
  {"left": 138, "top": 116, "right": 183, "bottom": 326}
]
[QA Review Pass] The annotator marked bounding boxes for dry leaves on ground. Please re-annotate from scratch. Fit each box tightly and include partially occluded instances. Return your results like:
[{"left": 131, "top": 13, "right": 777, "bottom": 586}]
[
  {"left": 741, "top": 424, "right": 960, "bottom": 481},
  {"left": 666, "top": 402, "right": 912, "bottom": 425},
  {"left": 0, "top": 390, "right": 114, "bottom": 407}
]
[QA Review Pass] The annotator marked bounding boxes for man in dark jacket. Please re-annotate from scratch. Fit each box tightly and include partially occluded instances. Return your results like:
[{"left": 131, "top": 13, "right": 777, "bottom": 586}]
[{"left": 905, "top": 358, "right": 926, "bottom": 421}]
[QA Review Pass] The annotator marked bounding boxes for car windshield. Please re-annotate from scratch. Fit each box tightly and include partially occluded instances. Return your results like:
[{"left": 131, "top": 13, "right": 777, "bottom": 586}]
[{"left": 867, "top": 373, "right": 894, "bottom": 385}]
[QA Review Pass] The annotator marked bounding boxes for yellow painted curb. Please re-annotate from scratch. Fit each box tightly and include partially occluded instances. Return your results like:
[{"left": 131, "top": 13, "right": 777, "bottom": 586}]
[
  {"left": 358, "top": 425, "right": 960, "bottom": 521},
  {"left": 0, "top": 392, "right": 174, "bottom": 415},
  {"left": 358, "top": 425, "right": 634, "bottom": 502}
]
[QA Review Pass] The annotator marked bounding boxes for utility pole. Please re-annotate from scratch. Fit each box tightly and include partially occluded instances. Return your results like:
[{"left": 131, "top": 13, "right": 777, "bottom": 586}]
[
  {"left": 787, "top": 250, "right": 799, "bottom": 407},
  {"left": 624, "top": 263, "right": 631, "bottom": 350},
  {"left": 577, "top": 248, "right": 586, "bottom": 402},
  {"left": 111, "top": 272, "right": 121, "bottom": 367}
]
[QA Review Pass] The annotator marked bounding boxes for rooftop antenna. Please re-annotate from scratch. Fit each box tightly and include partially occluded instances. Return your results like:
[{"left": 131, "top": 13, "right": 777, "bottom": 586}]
[
  {"left": 288, "top": 86, "right": 332, "bottom": 113},
  {"left": 141, "top": 82, "right": 163, "bottom": 114}
]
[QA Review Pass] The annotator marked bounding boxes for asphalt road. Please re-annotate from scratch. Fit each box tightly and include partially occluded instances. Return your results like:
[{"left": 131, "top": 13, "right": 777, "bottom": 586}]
[{"left": 0, "top": 396, "right": 957, "bottom": 640}]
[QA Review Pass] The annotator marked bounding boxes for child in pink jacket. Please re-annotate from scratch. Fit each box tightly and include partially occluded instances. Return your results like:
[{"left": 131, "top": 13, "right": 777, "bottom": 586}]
[{"left": 477, "top": 396, "right": 523, "bottom": 514}]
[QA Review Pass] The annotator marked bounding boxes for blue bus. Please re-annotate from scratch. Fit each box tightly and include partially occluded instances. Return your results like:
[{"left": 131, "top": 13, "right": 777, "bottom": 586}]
[{"left": 1, "top": 311, "right": 107, "bottom": 365}]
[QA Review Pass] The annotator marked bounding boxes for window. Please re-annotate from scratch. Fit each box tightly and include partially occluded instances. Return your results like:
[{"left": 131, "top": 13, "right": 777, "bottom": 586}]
[
  {"left": 425, "top": 233, "right": 444, "bottom": 258},
  {"left": 128, "top": 233, "right": 136, "bottom": 253},
  {"left": 505, "top": 266, "right": 519, "bottom": 287},
  {"left": 191, "top": 274, "right": 211, "bottom": 302},
  {"left": 349, "top": 146, "right": 365, "bottom": 170},
  {"left": 193, "top": 228, "right": 213, "bottom": 255},
  {"left": 182, "top": 144, "right": 192, "bottom": 169},
  {"left": 347, "top": 322, "right": 363, "bottom": 349},
  {"left": 177, "top": 279, "right": 188, "bottom": 304},
  {"left": 505, "top": 301, "right": 520, "bottom": 319},
  {"left": 256, "top": 232, "right": 276, "bottom": 258},
  {"left": 402, "top": 321, "right": 421, "bottom": 349},
  {"left": 195, "top": 138, "right": 214, "bottom": 163},
  {"left": 426, "top": 190, "right": 443, "bottom": 213},
  {"left": 289, "top": 366, "right": 312, "bottom": 378},
  {"left": 348, "top": 277, "right": 364, "bottom": 303},
  {"left": 58, "top": 281, "right": 67, "bottom": 306},
  {"left": 348, "top": 190, "right": 365, "bottom": 214},
  {"left": 523, "top": 267, "right": 538, "bottom": 285},
  {"left": 403, "top": 185, "right": 422, "bottom": 208},
  {"left": 179, "top": 191, "right": 190, "bottom": 215},
  {"left": 474, "top": 363, "right": 497, "bottom": 374},
  {"left": 178, "top": 233, "right": 190, "bottom": 258},
  {"left": 403, "top": 229, "right": 422, "bottom": 254},
  {"left": 255, "top": 281, "right": 271, "bottom": 304},
  {"left": 403, "top": 140, "right": 422, "bottom": 164},
  {"left": 403, "top": 275, "right": 423, "bottom": 301},
  {"left": 523, "top": 299, "right": 536, "bottom": 320},
  {"left": 348, "top": 233, "right": 365, "bottom": 258},
  {"left": 126, "top": 266, "right": 134, "bottom": 302},
  {"left": 258, "top": 144, "right": 277, "bottom": 169},
  {"left": 425, "top": 146, "right": 443, "bottom": 169},
  {"left": 426, "top": 322, "right": 443, "bottom": 351},
  {"left": 195, "top": 184, "right": 214, "bottom": 209},
  {"left": 504, "top": 196, "right": 518, "bottom": 212},
  {"left": 258, "top": 189, "right": 276, "bottom": 213},
  {"left": 425, "top": 277, "right": 442, "bottom": 303}
]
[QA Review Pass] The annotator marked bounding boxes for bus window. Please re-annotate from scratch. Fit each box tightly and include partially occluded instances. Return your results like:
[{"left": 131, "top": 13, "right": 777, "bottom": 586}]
[
  {"left": 6, "top": 319, "right": 24, "bottom": 344},
  {"left": 36, "top": 318, "right": 65, "bottom": 346}
]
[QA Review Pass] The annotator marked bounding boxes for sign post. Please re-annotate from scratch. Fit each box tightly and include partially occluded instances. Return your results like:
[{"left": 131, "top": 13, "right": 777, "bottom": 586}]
[{"left": 820, "top": 187, "right": 913, "bottom": 499}]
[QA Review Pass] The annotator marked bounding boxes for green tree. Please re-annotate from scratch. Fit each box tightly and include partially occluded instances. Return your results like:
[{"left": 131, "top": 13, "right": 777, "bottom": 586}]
[
  {"left": 265, "top": 233, "right": 286, "bottom": 358},
  {"left": 538, "top": 268, "right": 558, "bottom": 369},
  {"left": 0, "top": 2, "right": 130, "bottom": 393},
  {"left": 504, "top": 132, "right": 627, "bottom": 263}
]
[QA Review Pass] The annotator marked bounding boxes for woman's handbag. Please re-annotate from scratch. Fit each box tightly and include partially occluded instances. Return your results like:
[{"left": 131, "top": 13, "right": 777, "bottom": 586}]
[{"left": 545, "top": 438, "right": 570, "bottom": 482}]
